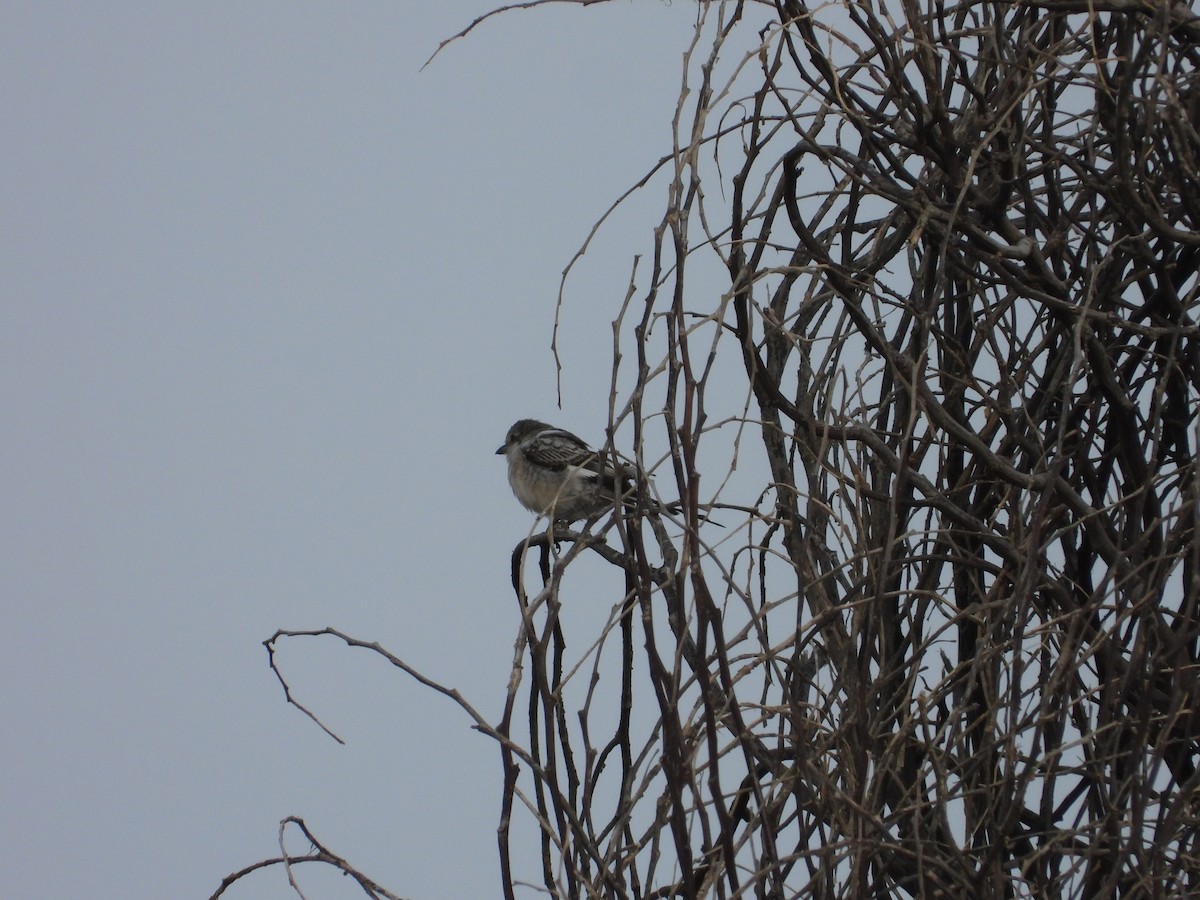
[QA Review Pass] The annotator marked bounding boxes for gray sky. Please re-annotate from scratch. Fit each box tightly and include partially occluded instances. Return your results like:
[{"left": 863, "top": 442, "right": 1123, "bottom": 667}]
[{"left": 1, "top": 3, "right": 696, "bottom": 896}]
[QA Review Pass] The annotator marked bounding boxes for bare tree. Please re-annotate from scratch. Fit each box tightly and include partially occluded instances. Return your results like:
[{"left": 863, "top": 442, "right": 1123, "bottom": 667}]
[{"left": 218, "top": 1, "right": 1200, "bottom": 897}]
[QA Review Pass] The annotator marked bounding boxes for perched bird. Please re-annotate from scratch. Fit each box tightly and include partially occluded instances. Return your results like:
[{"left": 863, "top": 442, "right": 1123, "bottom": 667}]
[{"left": 496, "top": 419, "right": 658, "bottom": 522}]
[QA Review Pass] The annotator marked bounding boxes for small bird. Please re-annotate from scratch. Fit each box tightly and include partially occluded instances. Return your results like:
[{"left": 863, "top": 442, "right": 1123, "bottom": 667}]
[{"left": 496, "top": 419, "right": 653, "bottom": 522}]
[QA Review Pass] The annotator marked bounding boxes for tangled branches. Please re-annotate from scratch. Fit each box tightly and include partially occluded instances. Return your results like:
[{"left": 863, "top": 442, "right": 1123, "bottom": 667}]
[{"left": 507, "top": 1, "right": 1200, "bottom": 897}]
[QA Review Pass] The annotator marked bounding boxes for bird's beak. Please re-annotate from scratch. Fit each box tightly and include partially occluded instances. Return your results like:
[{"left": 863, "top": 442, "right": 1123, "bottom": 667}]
[{"left": 495, "top": 444, "right": 506, "bottom": 455}]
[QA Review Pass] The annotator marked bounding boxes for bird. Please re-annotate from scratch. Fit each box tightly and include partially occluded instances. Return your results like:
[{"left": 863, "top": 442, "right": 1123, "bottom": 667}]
[{"left": 496, "top": 419, "right": 661, "bottom": 522}]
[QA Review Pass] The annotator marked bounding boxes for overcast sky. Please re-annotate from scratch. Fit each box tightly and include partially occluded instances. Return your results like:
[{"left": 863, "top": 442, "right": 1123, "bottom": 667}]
[{"left": 1, "top": 3, "right": 704, "bottom": 897}]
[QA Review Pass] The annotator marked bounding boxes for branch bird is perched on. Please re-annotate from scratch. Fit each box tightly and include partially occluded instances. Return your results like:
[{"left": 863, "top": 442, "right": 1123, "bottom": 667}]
[{"left": 496, "top": 419, "right": 673, "bottom": 522}]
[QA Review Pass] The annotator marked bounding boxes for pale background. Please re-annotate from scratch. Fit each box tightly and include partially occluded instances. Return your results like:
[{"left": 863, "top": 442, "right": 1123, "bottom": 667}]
[{"left": 1, "top": 3, "right": 700, "bottom": 897}]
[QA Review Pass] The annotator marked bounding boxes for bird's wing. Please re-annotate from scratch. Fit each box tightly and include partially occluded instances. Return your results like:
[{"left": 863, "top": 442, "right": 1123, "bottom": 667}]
[
  {"left": 524, "top": 428, "right": 641, "bottom": 497},
  {"left": 521, "top": 428, "right": 598, "bottom": 471}
]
